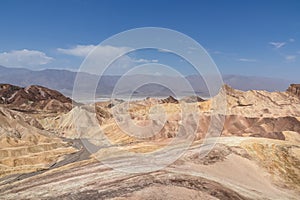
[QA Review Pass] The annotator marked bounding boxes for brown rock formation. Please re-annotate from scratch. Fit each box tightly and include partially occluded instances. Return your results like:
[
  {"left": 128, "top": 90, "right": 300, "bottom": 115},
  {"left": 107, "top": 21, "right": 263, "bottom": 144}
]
[
  {"left": 0, "top": 84, "right": 73, "bottom": 112},
  {"left": 287, "top": 84, "right": 300, "bottom": 98},
  {"left": 180, "top": 95, "right": 205, "bottom": 103},
  {"left": 159, "top": 96, "right": 179, "bottom": 104}
]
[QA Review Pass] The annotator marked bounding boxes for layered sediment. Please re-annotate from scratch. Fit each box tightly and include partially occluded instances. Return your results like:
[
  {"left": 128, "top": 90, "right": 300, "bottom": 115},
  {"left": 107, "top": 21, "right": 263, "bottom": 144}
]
[{"left": 0, "top": 84, "right": 299, "bottom": 199}]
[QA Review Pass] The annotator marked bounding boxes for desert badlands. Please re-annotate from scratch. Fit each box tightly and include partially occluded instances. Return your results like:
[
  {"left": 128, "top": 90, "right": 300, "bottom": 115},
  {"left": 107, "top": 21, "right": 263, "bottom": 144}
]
[{"left": 0, "top": 83, "right": 299, "bottom": 199}]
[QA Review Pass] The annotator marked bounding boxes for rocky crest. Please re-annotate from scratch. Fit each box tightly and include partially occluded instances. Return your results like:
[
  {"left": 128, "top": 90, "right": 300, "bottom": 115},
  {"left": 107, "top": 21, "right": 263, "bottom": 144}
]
[
  {"left": 159, "top": 96, "right": 179, "bottom": 104},
  {"left": 0, "top": 84, "right": 73, "bottom": 112},
  {"left": 180, "top": 95, "right": 205, "bottom": 103},
  {"left": 287, "top": 84, "right": 300, "bottom": 98},
  {"left": 219, "top": 84, "right": 300, "bottom": 117}
]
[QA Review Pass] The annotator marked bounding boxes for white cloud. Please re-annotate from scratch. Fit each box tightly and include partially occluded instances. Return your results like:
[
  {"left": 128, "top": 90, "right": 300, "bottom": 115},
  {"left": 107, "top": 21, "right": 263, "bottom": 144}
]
[
  {"left": 57, "top": 45, "right": 97, "bottom": 57},
  {"left": 289, "top": 38, "right": 295, "bottom": 42},
  {"left": 57, "top": 44, "right": 160, "bottom": 74},
  {"left": 238, "top": 58, "right": 257, "bottom": 62},
  {"left": 57, "top": 45, "right": 131, "bottom": 74},
  {"left": 0, "top": 49, "right": 53, "bottom": 68},
  {"left": 269, "top": 42, "right": 286, "bottom": 49},
  {"left": 57, "top": 45, "right": 135, "bottom": 58},
  {"left": 134, "top": 58, "right": 158, "bottom": 63},
  {"left": 285, "top": 55, "right": 297, "bottom": 62},
  {"left": 157, "top": 48, "right": 173, "bottom": 53},
  {"left": 58, "top": 45, "right": 132, "bottom": 58}
]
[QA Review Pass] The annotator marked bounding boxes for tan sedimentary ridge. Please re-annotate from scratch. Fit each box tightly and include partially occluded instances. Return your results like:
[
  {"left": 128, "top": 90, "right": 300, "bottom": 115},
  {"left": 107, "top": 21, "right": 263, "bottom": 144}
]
[
  {"left": 0, "top": 134, "right": 299, "bottom": 199},
  {"left": 36, "top": 85, "right": 300, "bottom": 143},
  {"left": 0, "top": 107, "right": 77, "bottom": 177}
]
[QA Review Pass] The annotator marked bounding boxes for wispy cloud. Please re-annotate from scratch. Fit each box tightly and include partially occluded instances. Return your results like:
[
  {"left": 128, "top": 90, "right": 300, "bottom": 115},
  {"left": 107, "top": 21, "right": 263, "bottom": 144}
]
[
  {"left": 289, "top": 38, "right": 295, "bottom": 42},
  {"left": 269, "top": 42, "right": 286, "bottom": 49},
  {"left": 0, "top": 49, "right": 53, "bottom": 68},
  {"left": 57, "top": 45, "right": 97, "bottom": 57},
  {"left": 58, "top": 44, "right": 158, "bottom": 63},
  {"left": 157, "top": 48, "right": 173, "bottom": 53},
  {"left": 134, "top": 59, "right": 159, "bottom": 63},
  {"left": 269, "top": 39, "right": 299, "bottom": 62},
  {"left": 57, "top": 44, "right": 159, "bottom": 74},
  {"left": 237, "top": 58, "right": 257, "bottom": 62},
  {"left": 285, "top": 55, "right": 297, "bottom": 62},
  {"left": 57, "top": 45, "right": 130, "bottom": 57}
]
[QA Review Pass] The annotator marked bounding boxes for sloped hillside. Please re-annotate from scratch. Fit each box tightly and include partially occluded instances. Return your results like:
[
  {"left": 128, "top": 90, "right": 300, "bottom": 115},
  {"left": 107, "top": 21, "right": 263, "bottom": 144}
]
[
  {"left": 0, "top": 84, "right": 73, "bottom": 113},
  {"left": 0, "top": 107, "right": 77, "bottom": 177}
]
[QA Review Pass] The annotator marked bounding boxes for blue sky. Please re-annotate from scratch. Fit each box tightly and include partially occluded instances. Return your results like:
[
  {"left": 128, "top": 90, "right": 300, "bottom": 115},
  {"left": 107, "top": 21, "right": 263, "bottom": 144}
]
[{"left": 0, "top": 0, "right": 300, "bottom": 81}]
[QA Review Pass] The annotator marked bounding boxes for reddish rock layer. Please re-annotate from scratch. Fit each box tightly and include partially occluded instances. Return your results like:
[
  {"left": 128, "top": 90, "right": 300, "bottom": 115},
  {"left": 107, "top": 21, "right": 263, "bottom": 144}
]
[{"left": 0, "top": 84, "right": 73, "bottom": 112}]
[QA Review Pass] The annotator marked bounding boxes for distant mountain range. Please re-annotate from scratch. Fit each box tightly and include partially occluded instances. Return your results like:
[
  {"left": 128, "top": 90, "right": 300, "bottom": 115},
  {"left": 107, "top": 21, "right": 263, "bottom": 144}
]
[{"left": 0, "top": 65, "right": 292, "bottom": 98}]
